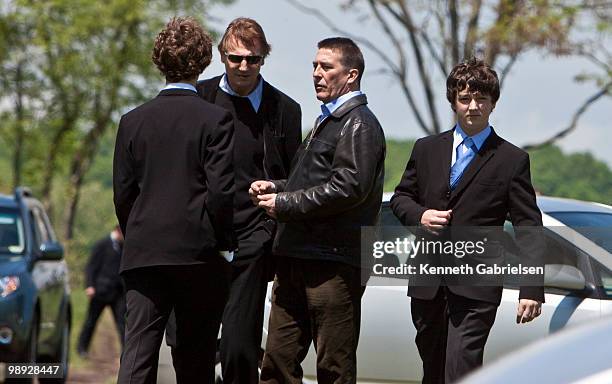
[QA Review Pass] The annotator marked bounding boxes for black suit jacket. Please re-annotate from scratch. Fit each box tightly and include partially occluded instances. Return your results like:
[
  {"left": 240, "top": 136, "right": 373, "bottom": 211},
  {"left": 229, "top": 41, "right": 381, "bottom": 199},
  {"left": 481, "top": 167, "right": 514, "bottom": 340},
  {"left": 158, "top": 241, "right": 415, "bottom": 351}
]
[
  {"left": 113, "top": 89, "right": 236, "bottom": 273},
  {"left": 391, "top": 128, "right": 544, "bottom": 304},
  {"left": 85, "top": 236, "right": 123, "bottom": 302},
  {"left": 196, "top": 76, "right": 302, "bottom": 180}
]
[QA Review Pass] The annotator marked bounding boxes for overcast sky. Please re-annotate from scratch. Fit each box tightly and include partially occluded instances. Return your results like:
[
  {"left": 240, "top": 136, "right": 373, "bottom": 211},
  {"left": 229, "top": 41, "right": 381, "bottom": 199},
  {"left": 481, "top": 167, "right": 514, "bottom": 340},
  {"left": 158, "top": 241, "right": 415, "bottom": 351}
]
[{"left": 194, "top": 0, "right": 612, "bottom": 166}]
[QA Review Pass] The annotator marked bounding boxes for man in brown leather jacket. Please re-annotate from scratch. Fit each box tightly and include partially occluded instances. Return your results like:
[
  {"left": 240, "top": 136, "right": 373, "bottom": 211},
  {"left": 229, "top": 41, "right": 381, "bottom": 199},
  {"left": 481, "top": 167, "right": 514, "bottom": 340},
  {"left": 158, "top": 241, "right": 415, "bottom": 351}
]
[{"left": 251, "top": 37, "right": 386, "bottom": 384}]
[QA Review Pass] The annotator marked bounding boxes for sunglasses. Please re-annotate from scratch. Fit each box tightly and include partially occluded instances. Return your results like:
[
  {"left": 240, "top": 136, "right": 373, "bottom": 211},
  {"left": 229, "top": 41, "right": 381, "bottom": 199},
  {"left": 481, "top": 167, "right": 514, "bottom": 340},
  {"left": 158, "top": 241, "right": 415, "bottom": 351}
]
[{"left": 225, "top": 54, "right": 263, "bottom": 65}]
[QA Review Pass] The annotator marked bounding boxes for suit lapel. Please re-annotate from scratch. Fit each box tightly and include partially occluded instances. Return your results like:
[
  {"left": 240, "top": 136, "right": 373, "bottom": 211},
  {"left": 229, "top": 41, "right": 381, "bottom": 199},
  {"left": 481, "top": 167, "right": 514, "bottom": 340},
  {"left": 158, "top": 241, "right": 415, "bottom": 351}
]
[
  {"left": 439, "top": 130, "right": 454, "bottom": 190},
  {"left": 450, "top": 129, "right": 500, "bottom": 200},
  {"left": 259, "top": 81, "right": 281, "bottom": 179}
]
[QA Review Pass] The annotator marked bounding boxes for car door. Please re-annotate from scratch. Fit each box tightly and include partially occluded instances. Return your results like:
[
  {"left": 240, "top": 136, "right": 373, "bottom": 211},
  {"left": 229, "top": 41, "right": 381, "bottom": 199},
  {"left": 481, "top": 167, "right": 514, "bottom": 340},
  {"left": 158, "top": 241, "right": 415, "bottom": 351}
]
[
  {"left": 29, "top": 205, "right": 64, "bottom": 349},
  {"left": 485, "top": 218, "right": 603, "bottom": 365}
]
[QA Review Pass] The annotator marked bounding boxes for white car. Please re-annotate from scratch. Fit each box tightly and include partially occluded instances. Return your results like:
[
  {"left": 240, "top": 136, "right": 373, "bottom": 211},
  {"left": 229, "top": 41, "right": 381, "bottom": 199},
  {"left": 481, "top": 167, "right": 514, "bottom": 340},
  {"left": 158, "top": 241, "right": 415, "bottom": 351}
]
[
  {"left": 261, "top": 195, "right": 612, "bottom": 383},
  {"left": 159, "top": 195, "right": 612, "bottom": 383},
  {"left": 460, "top": 315, "right": 612, "bottom": 384}
]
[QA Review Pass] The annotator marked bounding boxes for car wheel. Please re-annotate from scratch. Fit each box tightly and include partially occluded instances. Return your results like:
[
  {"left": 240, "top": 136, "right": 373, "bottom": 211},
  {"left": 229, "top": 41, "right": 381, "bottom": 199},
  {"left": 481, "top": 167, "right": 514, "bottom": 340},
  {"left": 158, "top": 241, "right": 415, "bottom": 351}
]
[
  {"left": 39, "top": 318, "right": 70, "bottom": 384},
  {"left": 5, "top": 315, "right": 38, "bottom": 384}
]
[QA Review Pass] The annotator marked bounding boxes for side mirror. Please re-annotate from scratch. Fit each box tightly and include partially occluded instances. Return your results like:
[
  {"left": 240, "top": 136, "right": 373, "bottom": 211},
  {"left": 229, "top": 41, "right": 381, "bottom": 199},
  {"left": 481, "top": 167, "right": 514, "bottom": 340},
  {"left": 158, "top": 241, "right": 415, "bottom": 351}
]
[
  {"left": 544, "top": 264, "right": 586, "bottom": 291},
  {"left": 39, "top": 242, "right": 64, "bottom": 261}
]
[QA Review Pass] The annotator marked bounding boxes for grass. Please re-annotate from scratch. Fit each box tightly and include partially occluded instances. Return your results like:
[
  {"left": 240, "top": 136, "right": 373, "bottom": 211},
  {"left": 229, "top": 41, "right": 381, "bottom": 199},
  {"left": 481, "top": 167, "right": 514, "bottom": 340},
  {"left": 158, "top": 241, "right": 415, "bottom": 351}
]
[
  {"left": 68, "top": 288, "right": 122, "bottom": 382},
  {"left": 69, "top": 289, "right": 89, "bottom": 370}
]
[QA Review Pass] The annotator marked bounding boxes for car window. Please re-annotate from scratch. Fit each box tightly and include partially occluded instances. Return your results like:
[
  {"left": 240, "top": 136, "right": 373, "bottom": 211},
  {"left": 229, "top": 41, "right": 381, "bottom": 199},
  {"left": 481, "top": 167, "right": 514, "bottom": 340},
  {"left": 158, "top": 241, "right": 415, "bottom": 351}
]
[
  {"left": 504, "top": 222, "right": 598, "bottom": 298},
  {"left": 378, "top": 205, "right": 599, "bottom": 295},
  {"left": 29, "top": 211, "right": 42, "bottom": 249},
  {"left": 547, "top": 212, "right": 612, "bottom": 254},
  {"left": 0, "top": 209, "right": 25, "bottom": 255},
  {"left": 378, "top": 204, "right": 415, "bottom": 269},
  {"left": 32, "top": 207, "right": 50, "bottom": 244},
  {"left": 590, "top": 259, "right": 612, "bottom": 299},
  {"left": 37, "top": 207, "right": 57, "bottom": 242}
]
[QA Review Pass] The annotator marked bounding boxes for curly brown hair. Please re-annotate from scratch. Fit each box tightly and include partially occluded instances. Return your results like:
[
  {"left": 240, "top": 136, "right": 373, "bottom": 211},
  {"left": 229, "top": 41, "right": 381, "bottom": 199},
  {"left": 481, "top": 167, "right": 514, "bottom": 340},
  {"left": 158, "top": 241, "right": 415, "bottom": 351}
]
[
  {"left": 446, "top": 58, "right": 500, "bottom": 110},
  {"left": 152, "top": 17, "right": 213, "bottom": 82},
  {"left": 217, "top": 17, "right": 271, "bottom": 58}
]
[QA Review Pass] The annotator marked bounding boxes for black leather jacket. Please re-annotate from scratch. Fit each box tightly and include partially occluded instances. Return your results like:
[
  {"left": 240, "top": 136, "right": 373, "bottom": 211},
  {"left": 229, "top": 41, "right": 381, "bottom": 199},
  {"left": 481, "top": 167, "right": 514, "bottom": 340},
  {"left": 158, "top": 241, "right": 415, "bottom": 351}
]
[{"left": 272, "top": 94, "right": 386, "bottom": 266}]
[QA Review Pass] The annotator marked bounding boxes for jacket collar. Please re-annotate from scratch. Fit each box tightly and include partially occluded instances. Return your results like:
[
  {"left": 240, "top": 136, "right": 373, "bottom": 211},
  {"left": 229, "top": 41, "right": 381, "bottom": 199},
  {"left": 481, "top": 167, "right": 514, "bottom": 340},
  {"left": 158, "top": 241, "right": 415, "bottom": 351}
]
[
  {"left": 330, "top": 94, "right": 368, "bottom": 119},
  {"left": 158, "top": 88, "right": 198, "bottom": 97}
]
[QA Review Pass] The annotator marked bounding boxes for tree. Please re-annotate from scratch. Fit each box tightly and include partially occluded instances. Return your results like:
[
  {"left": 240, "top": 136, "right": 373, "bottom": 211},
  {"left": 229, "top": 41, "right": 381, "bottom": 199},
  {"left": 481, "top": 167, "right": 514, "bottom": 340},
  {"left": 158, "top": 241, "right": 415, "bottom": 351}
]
[
  {"left": 0, "top": 0, "right": 233, "bottom": 239},
  {"left": 0, "top": 3, "right": 42, "bottom": 188},
  {"left": 383, "top": 139, "right": 612, "bottom": 204},
  {"left": 287, "top": 0, "right": 611, "bottom": 146}
]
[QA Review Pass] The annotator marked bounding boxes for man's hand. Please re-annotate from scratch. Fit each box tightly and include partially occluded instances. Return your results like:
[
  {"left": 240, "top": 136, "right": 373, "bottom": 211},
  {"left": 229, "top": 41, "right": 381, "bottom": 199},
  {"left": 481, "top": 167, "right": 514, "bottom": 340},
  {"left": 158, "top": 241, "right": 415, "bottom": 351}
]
[
  {"left": 85, "top": 286, "right": 95, "bottom": 299},
  {"left": 249, "top": 180, "right": 276, "bottom": 205},
  {"left": 420, "top": 209, "right": 452, "bottom": 233},
  {"left": 257, "top": 193, "right": 278, "bottom": 218},
  {"left": 516, "top": 299, "right": 542, "bottom": 324}
]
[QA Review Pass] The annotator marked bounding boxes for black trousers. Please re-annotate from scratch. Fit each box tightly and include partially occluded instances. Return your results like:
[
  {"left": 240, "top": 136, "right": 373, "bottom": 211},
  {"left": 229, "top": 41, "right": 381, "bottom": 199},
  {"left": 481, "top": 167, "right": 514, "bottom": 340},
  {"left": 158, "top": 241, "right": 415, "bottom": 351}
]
[
  {"left": 260, "top": 258, "right": 365, "bottom": 384},
  {"left": 166, "top": 229, "right": 273, "bottom": 384},
  {"left": 411, "top": 287, "right": 498, "bottom": 384},
  {"left": 77, "top": 294, "right": 126, "bottom": 353},
  {"left": 219, "top": 252, "right": 273, "bottom": 384},
  {"left": 117, "top": 262, "right": 230, "bottom": 384}
]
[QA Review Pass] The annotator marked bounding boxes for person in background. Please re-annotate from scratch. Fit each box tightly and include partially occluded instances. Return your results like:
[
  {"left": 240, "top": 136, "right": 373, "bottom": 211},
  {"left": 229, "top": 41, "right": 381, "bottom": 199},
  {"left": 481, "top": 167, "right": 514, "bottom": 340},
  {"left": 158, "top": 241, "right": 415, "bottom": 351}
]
[{"left": 77, "top": 225, "right": 125, "bottom": 358}]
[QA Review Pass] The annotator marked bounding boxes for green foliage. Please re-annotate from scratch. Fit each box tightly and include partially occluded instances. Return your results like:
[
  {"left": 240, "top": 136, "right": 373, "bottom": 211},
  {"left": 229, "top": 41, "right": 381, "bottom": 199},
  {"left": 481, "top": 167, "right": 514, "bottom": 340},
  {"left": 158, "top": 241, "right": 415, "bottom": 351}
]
[
  {"left": 529, "top": 145, "right": 612, "bottom": 205},
  {"left": 0, "top": 0, "right": 234, "bottom": 239},
  {"left": 384, "top": 139, "right": 612, "bottom": 205},
  {"left": 384, "top": 139, "right": 414, "bottom": 192}
]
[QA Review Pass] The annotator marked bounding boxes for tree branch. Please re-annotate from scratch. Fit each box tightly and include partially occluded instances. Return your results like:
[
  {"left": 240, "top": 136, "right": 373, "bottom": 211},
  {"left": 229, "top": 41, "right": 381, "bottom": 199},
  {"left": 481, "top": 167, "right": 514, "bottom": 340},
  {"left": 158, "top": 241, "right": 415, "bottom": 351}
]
[
  {"left": 285, "top": 0, "right": 434, "bottom": 135},
  {"left": 448, "top": 0, "right": 460, "bottom": 65},
  {"left": 499, "top": 53, "right": 518, "bottom": 89},
  {"left": 418, "top": 27, "right": 447, "bottom": 75},
  {"left": 285, "top": 0, "right": 401, "bottom": 75},
  {"left": 463, "top": 0, "right": 483, "bottom": 60},
  {"left": 523, "top": 82, "right": 612, "bottom": 151},
  {"left": 389, "top": 1, "right": 441, "bottom": 133}
]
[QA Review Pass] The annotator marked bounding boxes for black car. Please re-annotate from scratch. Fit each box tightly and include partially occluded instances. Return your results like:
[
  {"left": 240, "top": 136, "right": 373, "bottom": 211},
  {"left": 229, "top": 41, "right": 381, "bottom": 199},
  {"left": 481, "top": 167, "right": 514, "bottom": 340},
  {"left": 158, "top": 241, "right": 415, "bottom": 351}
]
[{"left": 0, "top": 188, "right": 71, "bottom": 383}]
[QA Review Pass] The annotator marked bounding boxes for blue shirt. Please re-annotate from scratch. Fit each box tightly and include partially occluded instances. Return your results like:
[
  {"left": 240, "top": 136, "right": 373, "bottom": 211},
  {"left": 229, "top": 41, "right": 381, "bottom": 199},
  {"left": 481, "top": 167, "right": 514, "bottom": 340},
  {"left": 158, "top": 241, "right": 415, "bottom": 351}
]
[
  {"left": 219, "top": 74, "right": 264, "bottom": 112},
  {"left": 162, "top": 83, "right": 197, "bottom": 93},
  {"left": 319, "top": 91, "right": 364, "bottom": 123},
  {"left": 451, "top": 123, "right": 492, "bottom": 166}
]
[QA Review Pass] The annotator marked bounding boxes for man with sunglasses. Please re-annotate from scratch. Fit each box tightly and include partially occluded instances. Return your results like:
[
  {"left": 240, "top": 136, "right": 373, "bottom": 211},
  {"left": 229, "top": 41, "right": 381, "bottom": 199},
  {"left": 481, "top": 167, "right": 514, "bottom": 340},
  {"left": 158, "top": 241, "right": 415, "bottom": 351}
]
[{"left": 166, "top": 17, "right": 301, "bottom": 384}]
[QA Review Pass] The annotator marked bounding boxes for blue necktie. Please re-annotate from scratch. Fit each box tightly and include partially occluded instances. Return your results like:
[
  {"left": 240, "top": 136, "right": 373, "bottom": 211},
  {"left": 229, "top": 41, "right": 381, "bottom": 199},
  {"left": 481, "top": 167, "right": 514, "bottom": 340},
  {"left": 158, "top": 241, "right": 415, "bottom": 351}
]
[{"left": 450, "top": 137, "right": 477, "bottom": 190}]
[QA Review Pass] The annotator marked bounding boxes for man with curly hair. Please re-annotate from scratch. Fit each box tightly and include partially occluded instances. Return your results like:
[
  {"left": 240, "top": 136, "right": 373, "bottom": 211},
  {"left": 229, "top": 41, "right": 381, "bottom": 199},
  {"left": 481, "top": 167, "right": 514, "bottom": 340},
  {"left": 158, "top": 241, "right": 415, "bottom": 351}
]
[{"left": 113, "top": 17, "right": 235, "bottom": 383}]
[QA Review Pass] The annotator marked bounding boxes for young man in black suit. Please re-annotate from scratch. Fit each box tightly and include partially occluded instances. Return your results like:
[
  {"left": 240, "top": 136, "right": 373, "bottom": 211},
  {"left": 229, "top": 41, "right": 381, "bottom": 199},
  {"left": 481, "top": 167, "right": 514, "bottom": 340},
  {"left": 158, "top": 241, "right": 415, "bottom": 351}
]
[
  {"left": 391, "top": 58, "right": 543, "bottom": 383},
  {"left": 113, "top": 17, "right": 235, "bottom": 384},
  {"left": 77, "top": 225, "right": 125, "bottom": 357}
]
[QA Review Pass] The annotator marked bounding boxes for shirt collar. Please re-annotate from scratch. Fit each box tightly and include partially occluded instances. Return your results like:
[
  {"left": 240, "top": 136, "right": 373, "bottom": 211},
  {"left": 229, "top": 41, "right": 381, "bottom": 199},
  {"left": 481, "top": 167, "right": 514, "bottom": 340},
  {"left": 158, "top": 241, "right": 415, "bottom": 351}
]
[
  {"left": 162, "top": 83, "right": 197, "bottom": 93},
  {"left": 219, "top": 74, "right": 264, "bottom": 112},
  {"left": 453, "top": 123, "right": 491, "bottom": 151},
  {"left": 320, "top": 91, "right": 363, "bottom": 120}
]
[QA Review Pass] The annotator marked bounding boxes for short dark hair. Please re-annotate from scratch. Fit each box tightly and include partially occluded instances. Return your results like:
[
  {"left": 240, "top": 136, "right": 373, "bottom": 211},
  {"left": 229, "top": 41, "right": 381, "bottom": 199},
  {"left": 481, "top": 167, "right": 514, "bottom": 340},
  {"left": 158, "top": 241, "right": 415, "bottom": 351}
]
[
  {"left": 446, "top": 58, "right": 500, "bottom": 109},
  {"left": 317, "top": 37, "right": 365, "bottom": 84},
  {"left": 152, "top": 17, "right": 213, "bottom": 82},
  {"left": 218, "top": 17, "right": 271, "bottom": 57}
]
